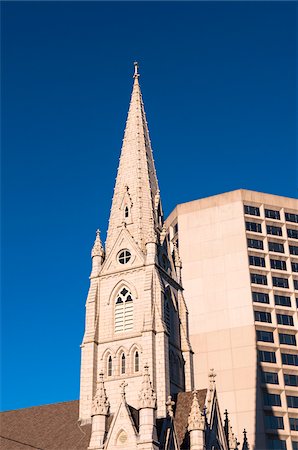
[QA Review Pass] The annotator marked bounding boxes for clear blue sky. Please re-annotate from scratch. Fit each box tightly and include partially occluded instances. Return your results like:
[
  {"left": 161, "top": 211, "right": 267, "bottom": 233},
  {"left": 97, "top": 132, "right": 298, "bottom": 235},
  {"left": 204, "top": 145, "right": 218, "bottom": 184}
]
[{"left": 1, "top": 1, "right": 296, "bottom": 411}]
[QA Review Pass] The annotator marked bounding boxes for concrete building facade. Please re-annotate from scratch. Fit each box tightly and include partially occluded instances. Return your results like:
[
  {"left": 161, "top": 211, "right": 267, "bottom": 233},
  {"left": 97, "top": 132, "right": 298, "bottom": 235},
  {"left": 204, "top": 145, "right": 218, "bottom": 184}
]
[{"left": 166, "top": 189, "right": 298, "bottom": 450}]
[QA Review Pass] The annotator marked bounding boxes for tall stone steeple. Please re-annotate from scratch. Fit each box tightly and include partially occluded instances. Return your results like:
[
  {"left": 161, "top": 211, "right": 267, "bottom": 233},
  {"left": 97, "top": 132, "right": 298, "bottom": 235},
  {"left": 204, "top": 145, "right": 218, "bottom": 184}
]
[
  {"left": 105, "top": 62, "right": 160, "bottom": 254},
  {"left": 79, "top": 63, "right": 193, "bottom": 425}
]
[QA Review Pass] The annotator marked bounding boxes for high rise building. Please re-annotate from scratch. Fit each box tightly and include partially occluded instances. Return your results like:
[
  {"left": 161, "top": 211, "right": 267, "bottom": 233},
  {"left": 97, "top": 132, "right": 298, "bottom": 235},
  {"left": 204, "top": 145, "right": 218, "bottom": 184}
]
[{"left": 166, "top": 189, "right": 298, "bottom": 450}]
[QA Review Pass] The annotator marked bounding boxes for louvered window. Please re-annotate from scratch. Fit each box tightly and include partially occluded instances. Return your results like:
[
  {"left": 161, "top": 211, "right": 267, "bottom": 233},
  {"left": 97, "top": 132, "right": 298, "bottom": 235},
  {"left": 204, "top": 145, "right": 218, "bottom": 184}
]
[{"left": 115, "top": 288, "right": 133, "bottom": 333}]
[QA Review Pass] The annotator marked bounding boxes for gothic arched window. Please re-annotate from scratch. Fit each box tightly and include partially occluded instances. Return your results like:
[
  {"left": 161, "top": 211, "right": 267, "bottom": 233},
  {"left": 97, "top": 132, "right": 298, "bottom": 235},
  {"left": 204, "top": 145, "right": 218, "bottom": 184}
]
[
  {"left": 134, "top": 351, "right": 139, "bottom": 372},
  {"left": 121, "top": 353, "right": 126, "bottom": 374},
  {"left": 107, "top": 355, "right": 112, "bottom": 377},
  {"left": 115, "top": 287, "right": 133, "bottom": 333}
]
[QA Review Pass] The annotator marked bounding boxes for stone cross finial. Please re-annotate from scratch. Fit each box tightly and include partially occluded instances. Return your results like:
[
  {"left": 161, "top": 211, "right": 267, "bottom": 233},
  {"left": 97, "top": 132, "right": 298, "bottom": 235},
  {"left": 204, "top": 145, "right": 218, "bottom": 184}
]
[
  {"left": 138, "top": 363, "right": 157, "bottom": 409},
  {"left": 208, "top": 368, "right": 216, "bottom": 390},
  {"left": 134, "top": 61, "right": 139, "bottom": 78},
  {"left": 242, "top": 429, "right": 249, "bottom": 450},
  {"left": 166, "top": 395, "right": 175, "bottom": 418},
  {"left": 91, "top": 370, "right": 110, "bottom": 416},
  {"left": 188, "top": 390, "right": 205, "bottom": 431},
  {"left": 91, "top": 229, "right": 104, "bottom": 258},
  {"left": 120, "top": 380, "right": 128, "bottom": 400},
  {"left": 173, "top": 241, "right": 182, "bottom": 268}
]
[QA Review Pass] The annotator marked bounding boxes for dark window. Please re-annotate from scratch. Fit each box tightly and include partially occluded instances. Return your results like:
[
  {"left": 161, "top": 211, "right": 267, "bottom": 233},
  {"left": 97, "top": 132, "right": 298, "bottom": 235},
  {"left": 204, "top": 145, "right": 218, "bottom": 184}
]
[
  {"left": 272, "top": 277, "right": 289, "bottom": 289},
  {"left": 284, "top": 374, "right": 298, "bottom": 386},
  {"left": 246, "top": 221, "right": 262, "bottom": 233},
  {"left": 255, "top": 311, "right": 272, "bottom": 323},
  {"left": 293, "top": 442, "right": 298, "bottom": 450},
  {"left": 249, "top": 255, "right": 266, "bottom": 267},
  {"left": 124, "top": 206, "right": 129, "bottom": 218},
  {"left": 287, "top": 395, "right": 298, "bottom": 408},
  {"left": 107, "top": 355, "right": 112, "bottom": 377},
  {"left": 270, "top": 259, "right": 286, "bottom": 271},
  {"left": 121, "top": 353, "right": 126, "bottom": 374},
  {"left": 282, "top": 353, "right": 298, "bottom": 366},
  {"left": 262, "top": 371, "right": 279, "bottom": 384},
  {"left": 274, "top": 295, "right": 291, "bottom": 307},
  {"left": 265, "top": 415, "right": 284, "bottom": 430},
  {"left": 244, "top": 205, "right": 260, "bottom": 216},
  {"left": 296, "top": 298, "right": 298, "bottom": 308},
  {"left": 173, "top": 223, "right": 178, "bottom": 234},
  {"left": 259, "top": 350, "right": 276, "bottom": 363},
  {"left": 134, "top": 351, "right": 139, "bottom": 372},
  {"left": 292, "top": 262, "right": 298, "bottom": 272},
  {"left": 247, "top": 238, "right": 264, "bottom": 250},
  {"left": 294, "top": 279, "right": 298, "bottom": 291},
  {"left": 257, "top": 330, "right": 274, "bottom": 343},
  {"left": 251, "top": 273, "right": 267, "bottom": 285},
  {"left": 263, "top": 392, "right": 281, "bottom": 406},
  {"left": 290, "top": 245, "right": 298, "bottom": 256},
  {"left": 277, "top": 314, "right": 294, "bottom": 326},
  {"left": 252, "top": 292, "right": 269, "bottom": 304},
  {"left": 267, "top": 225, "right": 282, "bottom": 236},
  {"left": 279, "top": 333, "right": 296, "bottom": 346},
  {"left": 288, "top": 228, "right": 298, "bottom": 239},
  {"left": 118, "top": 249, "right": 131, "bottom": 264},
  {"left": 267, "top": 437, "right": 286, "bottom": 450},
  {"left": 269, "top": 242, "right": 284, "bottom": 253},
  {"left": 285, "top": 212, "right": 298, "bottom": 223},
  {"left": 265, "top": 209, "right": 280, "bottom": 220},
  {"left": 290, "top": 418, "right": 298, "bottom": 431}
]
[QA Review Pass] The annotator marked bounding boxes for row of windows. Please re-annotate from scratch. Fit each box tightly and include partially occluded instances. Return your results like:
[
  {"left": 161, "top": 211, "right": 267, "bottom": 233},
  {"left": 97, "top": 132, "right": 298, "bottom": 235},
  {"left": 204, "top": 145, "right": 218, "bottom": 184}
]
[
  {"left": 254, "top": 310, "right": 294, "bottom": 326},
  {"left": 249, "top": 254, "right": 298, "bottom": 272},
  {"left": 251, "top": 272, "right": 298, "bottom": 290},
  {"left": 264, "top": 392, "right": 298, "bottom": 408},
  {"left": 247, "top": 238, "right": 298, "bottom": 256},
  {"left": 262, "top": 372, "right": 298, "bottom": 387},
  {"left": 106, "top": 350, "right": 140, "bottom": 377},
  {"left": 252, "top": 291, "right": 298, "bottom": 308},
  {"left": 257, "top": 330, "right": 296, "bottom": 345},
  {"left": 265, "top": 415, "right": 298, "bottom": 431},
  {"left": 244, "top": 205, "right": 298, "bottom": 224},
  {"left": 259, "top": 350, "right": 298, "bottom": 366},
  {"left": 246, "top": 221, "right": 298, "bottom": 239}
]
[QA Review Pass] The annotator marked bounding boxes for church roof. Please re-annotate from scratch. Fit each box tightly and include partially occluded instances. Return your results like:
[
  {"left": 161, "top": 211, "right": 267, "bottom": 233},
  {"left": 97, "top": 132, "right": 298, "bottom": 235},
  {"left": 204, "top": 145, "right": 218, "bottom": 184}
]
[{"left": 0, "top": 390, "right": 207, "bottom": 450}]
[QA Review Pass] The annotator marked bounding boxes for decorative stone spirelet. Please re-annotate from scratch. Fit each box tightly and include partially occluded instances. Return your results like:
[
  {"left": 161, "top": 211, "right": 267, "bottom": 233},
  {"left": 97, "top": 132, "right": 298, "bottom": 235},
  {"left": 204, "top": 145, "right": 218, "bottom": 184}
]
[
  {"left": 188, "top": 390, "right": 205, "bottom": 431},
  {"left": 138, "top": 363, "right": 157, "bottom": 409},
  {"left": 91, "top": 371, "right": 110, "bottom": 416}
]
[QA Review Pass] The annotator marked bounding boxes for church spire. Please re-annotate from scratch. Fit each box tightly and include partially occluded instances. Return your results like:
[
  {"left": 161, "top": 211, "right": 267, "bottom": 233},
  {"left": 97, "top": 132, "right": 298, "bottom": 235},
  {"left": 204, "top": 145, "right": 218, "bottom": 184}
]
[{"left": 105, "top": 63, "right": 161, "bottom": 254}]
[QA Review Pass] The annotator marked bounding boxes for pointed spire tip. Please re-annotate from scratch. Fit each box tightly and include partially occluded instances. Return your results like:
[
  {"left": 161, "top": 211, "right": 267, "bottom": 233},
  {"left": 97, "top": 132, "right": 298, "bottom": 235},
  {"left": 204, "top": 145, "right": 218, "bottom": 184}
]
[{"left": 133, "top": 61, "right": 140, "bottom": 79}]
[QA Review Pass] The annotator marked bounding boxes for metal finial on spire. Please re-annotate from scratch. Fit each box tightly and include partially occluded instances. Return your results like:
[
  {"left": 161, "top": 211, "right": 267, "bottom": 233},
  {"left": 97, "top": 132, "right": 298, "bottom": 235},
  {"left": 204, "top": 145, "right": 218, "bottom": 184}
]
[{"left": 133, "top": 61, "right": 139, "bottom": 78}]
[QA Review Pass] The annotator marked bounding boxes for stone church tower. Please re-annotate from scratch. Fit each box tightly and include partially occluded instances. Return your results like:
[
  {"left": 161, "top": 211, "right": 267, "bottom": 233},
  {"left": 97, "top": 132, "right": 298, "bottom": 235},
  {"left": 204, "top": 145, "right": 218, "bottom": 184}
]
[{"left": 79, "top": 63, "right": 194, "bottom": 425}]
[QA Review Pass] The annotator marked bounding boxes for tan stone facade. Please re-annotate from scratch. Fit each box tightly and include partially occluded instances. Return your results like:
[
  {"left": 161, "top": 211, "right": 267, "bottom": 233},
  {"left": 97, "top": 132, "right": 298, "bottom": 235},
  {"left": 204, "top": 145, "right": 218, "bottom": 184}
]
[{"left": 166, "top": 189, "right": 298, "bottom": 450}]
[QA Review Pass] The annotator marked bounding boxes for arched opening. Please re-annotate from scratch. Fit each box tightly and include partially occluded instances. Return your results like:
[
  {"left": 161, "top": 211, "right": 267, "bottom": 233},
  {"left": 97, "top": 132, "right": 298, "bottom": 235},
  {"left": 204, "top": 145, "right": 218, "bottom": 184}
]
[
  {"left": 121, "top": 353, "right": 126, "bottom": 374},
  {"left": 115, "top": 287, "right": 133, "bottom": 333},
  {"left": 107, "top": 355, "right": 112, "bottom": 377},
  {"left": 134, "top": 351, "right": 139, "bottom": 372}
]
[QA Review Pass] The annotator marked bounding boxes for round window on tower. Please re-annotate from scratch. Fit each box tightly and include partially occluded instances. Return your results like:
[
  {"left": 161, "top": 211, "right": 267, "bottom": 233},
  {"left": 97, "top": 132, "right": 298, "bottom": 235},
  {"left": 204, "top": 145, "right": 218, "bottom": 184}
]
[{"left": 118, "top": 249, "right": 131, "bottom": 264}]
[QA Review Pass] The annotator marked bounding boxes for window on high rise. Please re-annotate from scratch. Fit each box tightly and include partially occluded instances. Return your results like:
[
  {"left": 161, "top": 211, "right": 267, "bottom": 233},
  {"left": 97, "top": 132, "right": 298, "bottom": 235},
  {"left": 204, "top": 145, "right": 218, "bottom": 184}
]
[
  {"left": 292, "top": 262, "right": 298, "bottom": 272},
  {"left": 267, "top": 225, "right": 282, "bottom": 236},
  {"left": 251, "top": 273, "right": 267, "bottom": 285},
  {"left": 294, "top": 279, "right": 298, "bottom": 291},
  {"left": 265, "top": 415, "right": 284, "bottom": 430},
  {"left": 262, "top": 371, "right": 279, "bottom": 385},
  {"left": 293, "top": 442, "right": 298, "bottom": 450},
  {"left": 263, "top": 392, "right": 281, "bottom": 407},
  {"left": 259, "top": 350, "right": 276, "bottom": 363},
  {"left": 287, "top": 395, "right": 298, "bottom": 408},
  {"left": 284, "top": 373, "right": 298, "bottom": 386},
  {"left": 290, "top": 245, "right": 298, "bottom": 255},
  {"left": 266, "top": 437, "right": 286, "bottom": 450},
  {"left": 257, "top": 330, "right": 274, "bottom": 343},
  {"left": 285, "top": 212, "right": 298, "bottom": 223},
  {"left": 270, "top": 259, "right": 286, "bottom": 271},
  {"left": 246, "top": 221, "right": 262, "bottom": 233},
  {"left": 272, "top": 277, "right": 289, "bottom": 289},
  {"left": 288, "top": 228, "right": 298, "bottom": 239},
  {"left": 247, "top": 238, "right": 264, "bottom": 250},
  {"left": 279, "top": 333, "right": 296, "bottom": 346},
  {"left": 268, "top": 242, "right": 284, "bottom": 253},
  {"left": 290, "top": 418, "right": 298, "bottom": 431},
  {"left": 274, "top": 295, "right": 291, "bottom": 307},
  {"left": 265, "top": 209, "right": 280, "bottom": 220},
  {"left": 249, "top": 255, "right": 266, "bottom": 267},
  {"left": 282, "top": 353, "right": 298, "bottom": 366},
  {"left": 255, "top": 311, "right": 271, "bottom": 323},
  {"left": 252, "top": 292, "right": 269, "bottom": 304},
  {"left": 277, "top": 314, "right": 294, "bottom": 326},
  {"left": 244, "top": 205, "right": 260, "bottom": 216}
]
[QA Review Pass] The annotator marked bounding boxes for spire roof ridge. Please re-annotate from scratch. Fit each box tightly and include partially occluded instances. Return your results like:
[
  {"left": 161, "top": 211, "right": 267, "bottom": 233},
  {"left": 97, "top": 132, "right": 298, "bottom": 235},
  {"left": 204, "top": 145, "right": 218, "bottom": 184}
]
[{"left": 106, "top": 63, "right": 160, "bottom": 253}]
